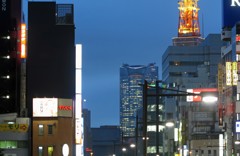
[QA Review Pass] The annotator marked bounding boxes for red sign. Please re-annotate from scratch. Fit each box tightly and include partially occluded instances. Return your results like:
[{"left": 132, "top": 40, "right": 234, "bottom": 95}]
[
  {"left": 58, "top": 105, "right": 72, "bottom": 110},
  {"left": 236, "top": 36, "right": 240, "bottom": 42},
  {"left": 187, "top": 88, "right": 218, "bottom": 102},
  {"left": 86, "top": 148, "right": 92, "bottom": 152}
]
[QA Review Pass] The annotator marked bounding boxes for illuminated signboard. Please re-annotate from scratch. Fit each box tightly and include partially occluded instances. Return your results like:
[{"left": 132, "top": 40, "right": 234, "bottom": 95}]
[
  {"left": 186, "top": 88, "right": 217, "bottom": 102},
  {"left": 0, "top": 124, "right": 28, "bottom": 132},
  {"left": 218, "top": 64, "right": 223, "bottom": 93},
  {"left": 75, "top": 44, "right": 83, "bottom": 156},
  {"left": 232, "top": 62, "right": 238, "bottom": 85},
  {"left": 58, "top": 98, "right": 73, "bottom": 117},
  {"left": 236, "top": 121, "right": 240, "bottom": 133},
  {"left": 33, "top": 98, "right": 58, "bottom": 117},
  {"left": 236, "top": 36, "right": 240, "bottom": 42},
  {"left": 226, "top": 62, "right": 238, "bottom": 86},
  {"left": 223, "top": 0, "right": 240, "bottom": 28},
  {"left": 226, "top": 62, "right": 232, "bottom": 86},
  {"left": 21, "top": 24, "right": 27, "bottom": 58},
  {"left": 59, "top": 105, "right": 72, "bottom": 110},
  {"left": 33, "top": 98, "right": 73, "bottom": 117}
]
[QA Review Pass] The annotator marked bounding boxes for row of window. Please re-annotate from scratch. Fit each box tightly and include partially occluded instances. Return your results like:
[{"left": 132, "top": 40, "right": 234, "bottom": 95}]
[
  {"left": 38, "top": 146, "right": 53, "bottom": 156},
  {"left": 38, "top": 124, "right": 54, "bottom": 136},
  {"left": 193, "top": 149, "right": 217, "bottom": 156}
]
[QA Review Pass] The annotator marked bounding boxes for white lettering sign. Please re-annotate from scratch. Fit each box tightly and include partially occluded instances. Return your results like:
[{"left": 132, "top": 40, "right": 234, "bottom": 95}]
[
  {"left": 231, "top": 0, "right": 240, "bottom": 6},
  {"left": 1, "top": 0, "right": 6, "bottom": 11}
]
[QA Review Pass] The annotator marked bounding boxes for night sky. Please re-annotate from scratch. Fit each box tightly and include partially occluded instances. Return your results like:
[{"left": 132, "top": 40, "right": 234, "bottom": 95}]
[{"left": 24, "top": 0, "right": 221, "bottom": 127}]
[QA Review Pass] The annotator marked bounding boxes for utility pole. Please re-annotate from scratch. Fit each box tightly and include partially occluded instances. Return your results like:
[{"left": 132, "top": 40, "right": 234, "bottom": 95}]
[{"left": 142, "top": 80, "right": 200, "bottom": 156}]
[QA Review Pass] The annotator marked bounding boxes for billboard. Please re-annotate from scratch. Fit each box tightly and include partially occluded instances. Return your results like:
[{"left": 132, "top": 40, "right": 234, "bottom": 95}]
[
  {"left": 33, "top": 98, "right": 73, "bottom": 117},
  {"left": 33, "top": 98, "right": 58, "bottom": 117},
  {"left": 223, "top": 0, "right": 240, "bottom": 28},
  {"left": 58, "top": 98, "right": 73, "bottom": 117},
  {"left": 186, "top": 88, "right": 218, "bottom": 102},
  {"left": 0, "top": 124, "right": 28, "bottom": 132}
]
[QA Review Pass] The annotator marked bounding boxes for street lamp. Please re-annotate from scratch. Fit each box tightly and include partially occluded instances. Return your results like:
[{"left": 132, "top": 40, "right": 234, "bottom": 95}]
[
  {"left": 130, "top": 143, "right": 136, "bottom": 148},
  {"left": 165, "top": 121, "right": 174, "bottom": 127},
  {"left": 202, "top": 95, "right": 218, "bottom": 103}
]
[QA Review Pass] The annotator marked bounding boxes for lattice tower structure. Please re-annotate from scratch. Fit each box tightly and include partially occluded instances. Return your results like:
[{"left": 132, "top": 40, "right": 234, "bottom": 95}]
[{"left": 178, "top": 0, "right": 200, "bottom": 37}]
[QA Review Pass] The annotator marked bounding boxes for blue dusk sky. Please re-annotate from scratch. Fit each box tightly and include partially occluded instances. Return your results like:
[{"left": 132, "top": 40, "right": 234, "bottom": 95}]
[{"left": 24, "top": 0, "right": 221, "bottom": 127}]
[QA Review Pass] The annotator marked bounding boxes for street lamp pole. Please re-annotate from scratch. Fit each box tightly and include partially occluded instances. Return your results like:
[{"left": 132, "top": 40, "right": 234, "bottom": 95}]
[
  {"left": 135, "top": 114, "right": 138, "bottom": 156},
  {"left": 156, "top": 80, "right": 160, "bottom": 155},
  {"left": 143, "top": 80, "right": 148, "bottom": 156}
]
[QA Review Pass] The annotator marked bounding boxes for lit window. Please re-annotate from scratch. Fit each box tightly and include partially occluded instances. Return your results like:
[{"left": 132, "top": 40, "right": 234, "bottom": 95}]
[
  {"left": 38, "top": 125, "right": 44, "bottom": 136},
  {"left": 38, "top": 146, "right": 43, "bottom": 156},
  {"left": 48, "top": 146, "right": 54, "bottom": 156}
]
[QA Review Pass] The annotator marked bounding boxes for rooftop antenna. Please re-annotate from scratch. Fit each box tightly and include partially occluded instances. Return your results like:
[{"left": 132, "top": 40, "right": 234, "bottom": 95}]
[{"left": 202, "top": 13, "right": 204, "bottom": 38}]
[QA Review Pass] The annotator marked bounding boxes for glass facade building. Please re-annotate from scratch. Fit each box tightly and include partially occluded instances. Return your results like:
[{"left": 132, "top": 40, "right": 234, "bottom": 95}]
[{"left": 120, "top": 63, "right": 158, "bottom": 137}]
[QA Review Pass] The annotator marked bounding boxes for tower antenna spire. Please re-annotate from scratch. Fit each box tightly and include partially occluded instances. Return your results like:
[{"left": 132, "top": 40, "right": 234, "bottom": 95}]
[{"left": 178, "top": 0, "right": 200, "bottom": 37}]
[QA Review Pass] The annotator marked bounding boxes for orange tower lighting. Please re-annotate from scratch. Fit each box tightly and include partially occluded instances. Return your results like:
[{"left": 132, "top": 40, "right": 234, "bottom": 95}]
[{"left": 178, "top": 0, "right": 200, "bottom": 37}]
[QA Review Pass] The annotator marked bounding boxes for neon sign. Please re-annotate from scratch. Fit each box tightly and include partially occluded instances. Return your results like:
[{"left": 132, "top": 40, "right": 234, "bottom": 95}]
[{"left": 21, "top": 24, "right": 27, "bottom": 58}]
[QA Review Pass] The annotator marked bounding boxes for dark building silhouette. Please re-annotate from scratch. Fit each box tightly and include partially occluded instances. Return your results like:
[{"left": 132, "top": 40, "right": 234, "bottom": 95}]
[
  {"left": 28, "top": 2, "right": 76, "bottom": 155},
  {"left": 27, "top": 2, "right": 75, "bottom": 115},
  {"left": 83, "top": 109, "right": 92, "bottom": 156},
  {"left": 91, "top": 126, "right": 122, "bottom": 156},
  {"left": 0, "top": 0, "right": 23, "bottom": 114}
]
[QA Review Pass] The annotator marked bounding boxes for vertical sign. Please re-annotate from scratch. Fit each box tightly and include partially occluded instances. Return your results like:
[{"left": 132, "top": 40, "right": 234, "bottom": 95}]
[
  {"left": 232, "top": 62, "right": 238, "bottom": 85},
  {"left": 219, "top": 134, "right": 224, "bottom": 156},
  {"left": 226, "top": 62, "right": 238, "bottom": 86},
  {"left": 218, "top": 64, "right": 223, "bottom": 93},
  {"left": 226, "top": 62, "right": 232, "bottom": 86},
  {"left": 75, "top": 44, "right": 83, "bottom": 156},
  {"left": 21, "top": 24, "right": 27, "bottom": 58}
]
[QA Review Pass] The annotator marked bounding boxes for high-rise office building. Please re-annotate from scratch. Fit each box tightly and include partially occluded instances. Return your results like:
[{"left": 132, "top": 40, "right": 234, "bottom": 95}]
[
  {"left": 162, "top": 0, "right": 225, "bottom": 155},
  {"left": 120, "top": 63, "right": 158, "bottom": 137},
  {"left": 28, "top": 2, "right": 77, "bottom": 155},
  {"left": 0, "top": 0, "right": 24, "bottom": 114},
  {"left": 0, "top": 1, "right": 30, "bottom": 156},
  {"left": 163, "top": 36, "right": 224, "bottom": 156}
]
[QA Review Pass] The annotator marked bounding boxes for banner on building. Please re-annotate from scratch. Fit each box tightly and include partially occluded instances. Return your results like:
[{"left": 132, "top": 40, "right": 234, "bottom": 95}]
[
  {"left": 226, "top": 62, "right": 238, "bottom": 86},
  {"left": 0, "top": 124, "right": 28, "bottom": 132}
]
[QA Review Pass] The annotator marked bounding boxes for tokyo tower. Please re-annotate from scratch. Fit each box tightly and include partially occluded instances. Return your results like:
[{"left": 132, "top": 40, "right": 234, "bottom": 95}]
[{"left": 178, "top": 0, "right": 200, "bottom": 37}]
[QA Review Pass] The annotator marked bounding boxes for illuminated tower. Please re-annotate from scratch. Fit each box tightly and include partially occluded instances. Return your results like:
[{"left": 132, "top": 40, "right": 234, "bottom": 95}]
[
  {"left": 178, "top": 0, "right": 200, "bottom": 37},
  {"left": 173, "top": 0, "right": 203, "bottom": 46}
]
